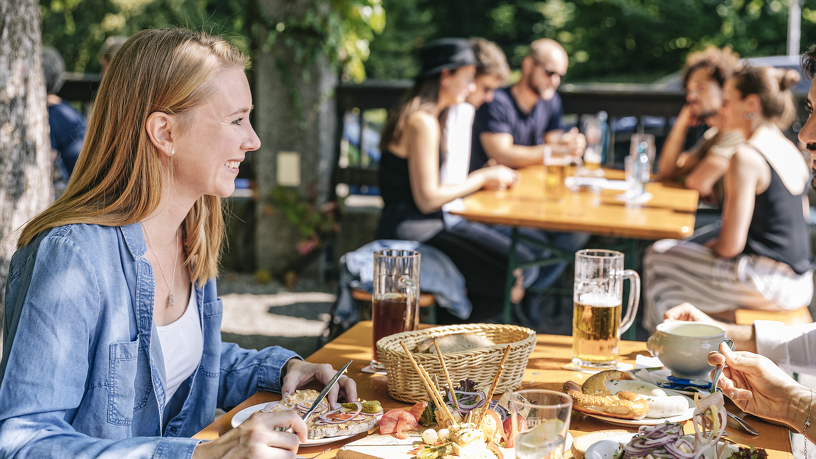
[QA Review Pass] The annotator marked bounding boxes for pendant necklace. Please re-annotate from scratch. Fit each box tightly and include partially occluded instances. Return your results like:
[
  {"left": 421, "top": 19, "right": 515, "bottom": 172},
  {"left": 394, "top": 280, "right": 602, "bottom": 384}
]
[{"left": 141, "top": 222, "right": 179, "bottom": 308}]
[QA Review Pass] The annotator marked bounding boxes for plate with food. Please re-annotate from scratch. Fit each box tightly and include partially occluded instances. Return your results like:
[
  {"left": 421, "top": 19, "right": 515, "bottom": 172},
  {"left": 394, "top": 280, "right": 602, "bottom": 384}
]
[
  {"left": 585, "top": 431, "right": 738, "bottom": 459},
  {"left": 231, "top": 389, "right": 383, "bottom": 446},
  {"left": 564, "top": 370, "right": 695, "bottom": 426}
]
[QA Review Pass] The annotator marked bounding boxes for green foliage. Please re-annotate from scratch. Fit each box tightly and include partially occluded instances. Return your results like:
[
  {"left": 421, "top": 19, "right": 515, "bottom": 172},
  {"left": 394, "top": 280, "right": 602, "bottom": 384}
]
[
  {"left": 269, "top": 186, "right": 339, "bottom": 255},
  {"left": 363, "top": 0, "right": 816, "bottom": 83},
  {"left": 41, "top": 0, "right": 383, "bottom": 82}
]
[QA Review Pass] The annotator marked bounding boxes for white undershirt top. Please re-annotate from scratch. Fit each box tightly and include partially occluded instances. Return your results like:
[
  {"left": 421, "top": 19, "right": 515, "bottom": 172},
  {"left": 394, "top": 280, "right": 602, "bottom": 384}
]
[
  {"left": 441, "top": 103, "right": 476, "bottom": 227},
  {"left": 156, "top": 285, "right": 203, "bottom": 401}
]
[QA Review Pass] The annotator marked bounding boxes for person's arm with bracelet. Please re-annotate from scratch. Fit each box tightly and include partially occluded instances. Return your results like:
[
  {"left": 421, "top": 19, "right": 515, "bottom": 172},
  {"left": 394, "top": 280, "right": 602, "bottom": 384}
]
[
  {"left": 710, "top": 343, "right": 815, "bottom": 443},
  {"left": 407, "top": 113, "right": 519, "bottom": 214}
]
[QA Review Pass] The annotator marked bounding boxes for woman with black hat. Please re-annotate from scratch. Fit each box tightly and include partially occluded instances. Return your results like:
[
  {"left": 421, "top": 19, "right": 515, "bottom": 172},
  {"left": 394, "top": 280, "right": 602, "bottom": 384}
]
[{"left": 376, "top": 38, "right": 531, "bottom": 324}]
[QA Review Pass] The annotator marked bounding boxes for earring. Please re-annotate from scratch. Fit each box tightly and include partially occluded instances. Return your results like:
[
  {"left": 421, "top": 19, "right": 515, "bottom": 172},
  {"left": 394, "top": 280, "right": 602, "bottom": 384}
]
[
  {"left": 171, "top": 149, "right": 175, "bottom": 156},
  {"left": 744, "top": 112, "right": 756, "bottom": 120}
]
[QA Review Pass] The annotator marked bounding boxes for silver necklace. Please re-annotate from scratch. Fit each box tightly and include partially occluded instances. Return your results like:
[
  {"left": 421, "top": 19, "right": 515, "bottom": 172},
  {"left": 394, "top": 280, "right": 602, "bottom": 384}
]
[{"left": 141, "top": 222, "right": 179, "bottom": 308}]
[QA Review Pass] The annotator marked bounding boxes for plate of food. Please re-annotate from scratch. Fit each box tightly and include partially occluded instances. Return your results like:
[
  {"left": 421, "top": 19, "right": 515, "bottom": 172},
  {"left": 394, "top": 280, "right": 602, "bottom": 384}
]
[
  {"left": 585, "top": 431, "right": 738, "bottom": 459},
  {"left": 564, "top": 370, "right": 695, "bottom": 426},
  {"left": 231, "top": 389, "right": 383, "bottom": 446}
]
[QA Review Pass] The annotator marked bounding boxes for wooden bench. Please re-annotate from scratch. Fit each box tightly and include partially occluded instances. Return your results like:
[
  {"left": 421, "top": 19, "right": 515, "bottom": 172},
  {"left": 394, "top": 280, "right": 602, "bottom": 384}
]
[
  {"left": 351, "top": 289, "right": 437, "bottom": 324},
  {"left": 735, "top": 307, "right": 814, "bottom": 326}
]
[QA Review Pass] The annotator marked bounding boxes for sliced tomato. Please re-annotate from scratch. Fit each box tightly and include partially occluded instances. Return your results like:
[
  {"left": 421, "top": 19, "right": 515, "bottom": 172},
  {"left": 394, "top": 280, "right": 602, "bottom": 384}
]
[
  {"left": 408, "top": 447, "right": 423, "bottom": 455},
  {"left": 502, "top": 415, "right": 526, "bottom": 448},
  {"left": 408, "top": 401, "right": 428, "bottom": 420},
  {"left": 379, "top": 409, "right": 419, "bottom": 435},
  {"left": 326, "top": 412, "right": 354, "bottom": 421}
]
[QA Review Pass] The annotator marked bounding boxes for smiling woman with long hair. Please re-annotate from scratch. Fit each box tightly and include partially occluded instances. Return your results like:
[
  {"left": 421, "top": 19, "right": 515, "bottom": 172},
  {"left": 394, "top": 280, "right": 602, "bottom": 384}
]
[{"left": 0, "top": 28, "right": 356, "bottom": 458}]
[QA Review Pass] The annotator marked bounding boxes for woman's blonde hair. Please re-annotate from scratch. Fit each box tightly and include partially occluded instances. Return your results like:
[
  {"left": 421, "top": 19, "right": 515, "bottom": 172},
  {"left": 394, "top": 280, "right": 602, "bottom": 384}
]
[
  {"left": 732, "top": 65, "right": 800, "bottom": 129},
  {"left": 19, "top": 28, "right": 247, "bottom": 286}
]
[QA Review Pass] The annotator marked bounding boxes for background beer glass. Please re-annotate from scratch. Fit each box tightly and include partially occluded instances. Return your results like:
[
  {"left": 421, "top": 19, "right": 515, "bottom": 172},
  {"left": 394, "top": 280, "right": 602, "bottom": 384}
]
[
  {"left": 511, "top": 389, "right": 572, "bottom": 459},
  {"left": 580, "top": 114, "right": 603, "bottom": 176},
  {"left": 543, "top": 146, "right": 569, "bottom": 201},
  {"left": 572, "top": 249, "right": 640, "bottom": 369},
  {"left": 371, "top": 249, "right": 420, "bottom": 370}
]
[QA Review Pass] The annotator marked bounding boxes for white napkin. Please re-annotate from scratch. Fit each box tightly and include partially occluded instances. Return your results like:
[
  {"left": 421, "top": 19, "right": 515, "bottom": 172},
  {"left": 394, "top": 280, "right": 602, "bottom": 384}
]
[
  {"left": 562, "top": 361, "right": 634, "bottom": 374},
  {"left": 615, "top": 190, "right": 653, "bottom": 204},
  {"left": 565, "top": 177, "right": 630, "bottom": 190}
]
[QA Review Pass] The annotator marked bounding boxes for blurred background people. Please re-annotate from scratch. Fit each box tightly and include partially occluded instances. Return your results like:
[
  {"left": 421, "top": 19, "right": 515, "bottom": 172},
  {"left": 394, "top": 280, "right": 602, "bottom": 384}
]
[
  {"left": 658, "top": 46, "right": 743, "bottom": 205},
  {"left": 656, "top": 46, "right": 816, "bottom": 378},
  {"left": 470, "top": 38, "right": 585, "bottom": 171},
  {"left": 97, "top": 35, "right": 128, "bottom": 75},
  {"left": 43, "top": 46, "right": 86, "bottom": 195},
  {"left": 644, "top": 65, "right": 813, "bottom": 332},
  {"left": 376, "top": 38, "right": 527, "bottom": 324}
]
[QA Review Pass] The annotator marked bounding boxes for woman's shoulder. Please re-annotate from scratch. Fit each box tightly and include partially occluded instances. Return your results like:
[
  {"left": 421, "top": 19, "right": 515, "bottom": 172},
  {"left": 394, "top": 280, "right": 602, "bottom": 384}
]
[
  {"left": 33, "top": 223, "right": 140, "bottom": 259},
  {"left": 405, "top": 110, "right": 438, "bottom": 131}
]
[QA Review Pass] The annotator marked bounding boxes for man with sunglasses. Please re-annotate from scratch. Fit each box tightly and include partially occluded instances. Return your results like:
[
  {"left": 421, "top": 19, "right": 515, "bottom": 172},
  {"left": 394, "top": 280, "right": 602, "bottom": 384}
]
[
  {"left": 469, "top": 38, "right": 584, "bottom": 171},
  {"left": 467, "top": 38, "right": 589, "bottom": 326},
  {"left": 658, "top": 46, "right": 742, "bottom": 204}
]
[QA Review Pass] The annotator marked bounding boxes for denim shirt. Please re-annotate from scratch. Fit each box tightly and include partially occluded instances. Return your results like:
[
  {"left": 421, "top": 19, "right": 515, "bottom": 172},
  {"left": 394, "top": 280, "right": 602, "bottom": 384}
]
[{"left": 0, "top": 223, "right": 300, "bottom": 458}]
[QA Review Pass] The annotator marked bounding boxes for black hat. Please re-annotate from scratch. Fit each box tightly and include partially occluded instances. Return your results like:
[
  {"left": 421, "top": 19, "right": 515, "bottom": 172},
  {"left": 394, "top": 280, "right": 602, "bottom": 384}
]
[{"left": 418, "top": 38, "right": 479, "bottom": 78}]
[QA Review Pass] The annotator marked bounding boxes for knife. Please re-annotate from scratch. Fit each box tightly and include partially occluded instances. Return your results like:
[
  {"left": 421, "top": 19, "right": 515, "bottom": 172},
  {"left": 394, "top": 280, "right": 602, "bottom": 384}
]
[{"left": 299, "top": 359, "right": 354, "bottom": 424}]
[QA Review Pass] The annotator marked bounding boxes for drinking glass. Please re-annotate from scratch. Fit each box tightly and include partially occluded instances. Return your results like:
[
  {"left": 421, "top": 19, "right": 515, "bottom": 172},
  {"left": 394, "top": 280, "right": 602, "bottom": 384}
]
[
  {"left": 572, "top": 249, "right": 640, "bottom": 369},
  {"left": 543, "top": 146, "right": 569, "bottom": 201},
  {"left": 580, "top": 115, "right": 604, "bottom": 177},
  {"left": 371, "top": 249, "right": 420, "bottom": 370},
  {"left": 510, "top": 390, "right": 572, "bottom": 459}
]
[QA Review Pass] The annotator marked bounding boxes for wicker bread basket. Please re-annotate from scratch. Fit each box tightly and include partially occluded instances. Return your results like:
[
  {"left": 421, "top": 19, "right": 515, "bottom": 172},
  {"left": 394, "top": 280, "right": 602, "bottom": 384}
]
[{"left": 376, "top": 324, "right": 536, "bottom": 403}]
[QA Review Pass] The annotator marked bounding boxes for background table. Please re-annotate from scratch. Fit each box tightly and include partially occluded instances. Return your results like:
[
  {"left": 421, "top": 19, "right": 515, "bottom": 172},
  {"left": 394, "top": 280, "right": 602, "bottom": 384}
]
[
  {"left": 450, "top": 167, "right": 700, "bottom": 323},
  {"left": 195, "top": 322, "right": 793, "bottom": 459}
]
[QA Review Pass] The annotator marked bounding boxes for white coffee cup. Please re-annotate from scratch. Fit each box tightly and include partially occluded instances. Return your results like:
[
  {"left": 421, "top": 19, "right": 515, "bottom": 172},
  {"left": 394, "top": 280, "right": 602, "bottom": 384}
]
[{"left": 646, "top": 321, "right": 726, "bottom": 379}]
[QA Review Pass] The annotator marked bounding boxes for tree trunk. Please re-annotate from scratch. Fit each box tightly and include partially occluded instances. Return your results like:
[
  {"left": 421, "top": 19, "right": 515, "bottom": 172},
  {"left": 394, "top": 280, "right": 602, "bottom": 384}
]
[
  {"left": 254, "top": 0, "right": 337, "bottom": 275},
  {"left": 0, "top": 0, "right": 54, "bottom": 352}
]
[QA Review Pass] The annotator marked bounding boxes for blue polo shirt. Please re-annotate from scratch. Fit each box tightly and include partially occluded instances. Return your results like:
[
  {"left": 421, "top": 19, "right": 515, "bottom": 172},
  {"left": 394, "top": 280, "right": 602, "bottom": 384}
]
[{"left": 469, "top": 87, "right": 563, "bottom": 171}]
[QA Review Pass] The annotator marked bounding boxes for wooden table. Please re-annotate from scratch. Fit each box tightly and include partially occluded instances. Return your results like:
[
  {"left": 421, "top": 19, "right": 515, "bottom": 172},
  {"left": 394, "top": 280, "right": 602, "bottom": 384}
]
[
  {"left": 195, "top": 322, "right": 793, "bottom": 459},
  {"left": 449, "top": 166, "right": 700, "bottom": 322}
]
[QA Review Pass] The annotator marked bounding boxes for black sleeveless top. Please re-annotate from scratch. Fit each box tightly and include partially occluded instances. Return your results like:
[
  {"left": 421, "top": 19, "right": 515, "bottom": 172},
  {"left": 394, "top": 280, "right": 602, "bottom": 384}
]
[
  {"left": 743, "top": 155, "right": 813, "bottom": 274},
  {"left": 376, "top": 149, "right": 444, "bottom": 240}
]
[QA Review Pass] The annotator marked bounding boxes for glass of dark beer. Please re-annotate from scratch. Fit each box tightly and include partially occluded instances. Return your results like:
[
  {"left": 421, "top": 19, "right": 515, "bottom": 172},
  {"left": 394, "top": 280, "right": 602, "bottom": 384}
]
[
  {"left": 572, "top": 249, "right": 640, "bottom": 369},
  {"left": 371, "top": 249, "right": 420, "bottom": 370}
]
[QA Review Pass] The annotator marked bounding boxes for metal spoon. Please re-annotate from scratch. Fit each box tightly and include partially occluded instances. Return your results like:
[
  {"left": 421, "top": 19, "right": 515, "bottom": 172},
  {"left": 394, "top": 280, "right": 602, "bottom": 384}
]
[{"left": 710, "top": 339, "right": 735, "bottom": 394}]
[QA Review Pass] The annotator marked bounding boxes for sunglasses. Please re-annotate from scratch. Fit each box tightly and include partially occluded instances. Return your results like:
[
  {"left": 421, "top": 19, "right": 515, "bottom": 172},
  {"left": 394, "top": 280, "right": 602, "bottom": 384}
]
[{"left": 532, "top": 59, "right": 565, "bottom": 78}]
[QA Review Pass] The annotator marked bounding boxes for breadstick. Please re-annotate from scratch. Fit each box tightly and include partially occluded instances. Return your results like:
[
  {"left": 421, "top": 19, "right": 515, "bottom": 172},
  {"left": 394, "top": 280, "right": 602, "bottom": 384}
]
[
  {"left": 419, "top": 365, "right": 455, "bottom": 425},
  {"left": 477, "top": 344, "right": 512, "bottom": 428},
  {"left": 399, "top": 341, "right": 454, "bottom": 424},
  {"left": 433, "top": 338, "right": 460, "bottom": 410}
]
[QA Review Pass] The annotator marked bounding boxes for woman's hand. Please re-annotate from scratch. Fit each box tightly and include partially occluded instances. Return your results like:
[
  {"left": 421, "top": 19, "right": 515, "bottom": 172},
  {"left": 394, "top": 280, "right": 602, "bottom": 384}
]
[
  {"left": 476, "top": 165, "right": 520, "bottom": 190},
  {"left": 709, "top": 342, "right": 810, "bottom": 431},
  {"left": 280, "top": 360, "right": 358, "bottom": 409},
  {"left": 663, "top": 303, "right": 720, "bottom": 324},
  {"left": 193, "top": 410, "right": 307, "bottom": 459}
]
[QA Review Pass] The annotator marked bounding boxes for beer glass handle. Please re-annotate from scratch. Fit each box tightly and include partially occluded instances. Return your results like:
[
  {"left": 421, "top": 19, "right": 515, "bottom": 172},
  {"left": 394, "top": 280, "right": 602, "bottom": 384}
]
[
  {"left": 399, "top": 277, "right": 418, "bottom": 330},
  {"left": 618, "top": 269, "right": 640, "bottom": 336}
]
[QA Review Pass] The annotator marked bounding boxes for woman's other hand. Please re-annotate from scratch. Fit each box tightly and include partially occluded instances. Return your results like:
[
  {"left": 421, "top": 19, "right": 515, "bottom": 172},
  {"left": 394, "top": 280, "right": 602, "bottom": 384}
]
[
  {"left": 663, "top": 303, "right": 719, "bottom": 324},
  {"left": 281, "top": 360, "right": 358, "bottom": 409},
  {"left": 193, "top": 410, "right": 307, "bottom": 459},
  {"left": 476, "top": 165, "right": 520, "bottom": 190},
  {"left": 708, "top": 342, "right": 810, "bottom": 431}
]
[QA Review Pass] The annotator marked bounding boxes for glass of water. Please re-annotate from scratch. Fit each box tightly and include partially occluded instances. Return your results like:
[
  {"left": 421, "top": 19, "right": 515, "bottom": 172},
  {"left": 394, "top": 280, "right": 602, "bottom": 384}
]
[{"left": 510, "top": 390, "right": 572, "bottom": 459}]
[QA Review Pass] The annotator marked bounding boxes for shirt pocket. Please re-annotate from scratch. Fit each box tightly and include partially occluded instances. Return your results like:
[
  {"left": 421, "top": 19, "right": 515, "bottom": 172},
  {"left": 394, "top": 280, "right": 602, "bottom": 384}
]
[
  {"left": 200, "top": 299, "right": 223, "bottom": 379},
  {"left": 108, "top": 337, "right": 152, "bottom": 425}
]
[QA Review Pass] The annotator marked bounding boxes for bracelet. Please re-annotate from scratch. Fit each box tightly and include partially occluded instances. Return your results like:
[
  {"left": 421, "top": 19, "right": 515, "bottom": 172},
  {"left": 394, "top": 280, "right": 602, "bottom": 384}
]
[{"left": 803, "top": 389, "right": 813, "bottom": 435}]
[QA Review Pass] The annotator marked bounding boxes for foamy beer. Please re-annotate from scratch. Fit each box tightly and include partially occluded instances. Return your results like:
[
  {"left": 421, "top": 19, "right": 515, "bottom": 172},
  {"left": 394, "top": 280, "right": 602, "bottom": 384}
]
[
  {"left": 544, "top": 146, "right": 570, "bottom": 201},
  {"left": 572, "top": 250, "right": 640, "bottom": 369}
]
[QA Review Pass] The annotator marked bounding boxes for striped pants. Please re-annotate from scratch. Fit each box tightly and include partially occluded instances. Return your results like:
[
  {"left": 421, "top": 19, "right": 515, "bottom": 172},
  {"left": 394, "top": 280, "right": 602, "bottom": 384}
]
[{"left": 643, "top": 239, "right": 814, "bottom": 333}]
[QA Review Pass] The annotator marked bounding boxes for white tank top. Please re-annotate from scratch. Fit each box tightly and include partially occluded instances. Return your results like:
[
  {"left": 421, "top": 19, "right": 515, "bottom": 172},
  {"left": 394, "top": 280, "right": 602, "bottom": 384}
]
[{"left": 156, "top": 285, "right": 203, "bottom": 401}]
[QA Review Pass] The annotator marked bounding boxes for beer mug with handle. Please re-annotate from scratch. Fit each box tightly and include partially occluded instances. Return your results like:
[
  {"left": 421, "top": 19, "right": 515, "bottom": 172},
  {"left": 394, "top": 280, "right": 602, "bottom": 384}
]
[
  {"left": 371, "top": 249, "right": 420, "bottom": 370},
  {"left": 572, "top": 249, "right": 640, "bottom": 369}
]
